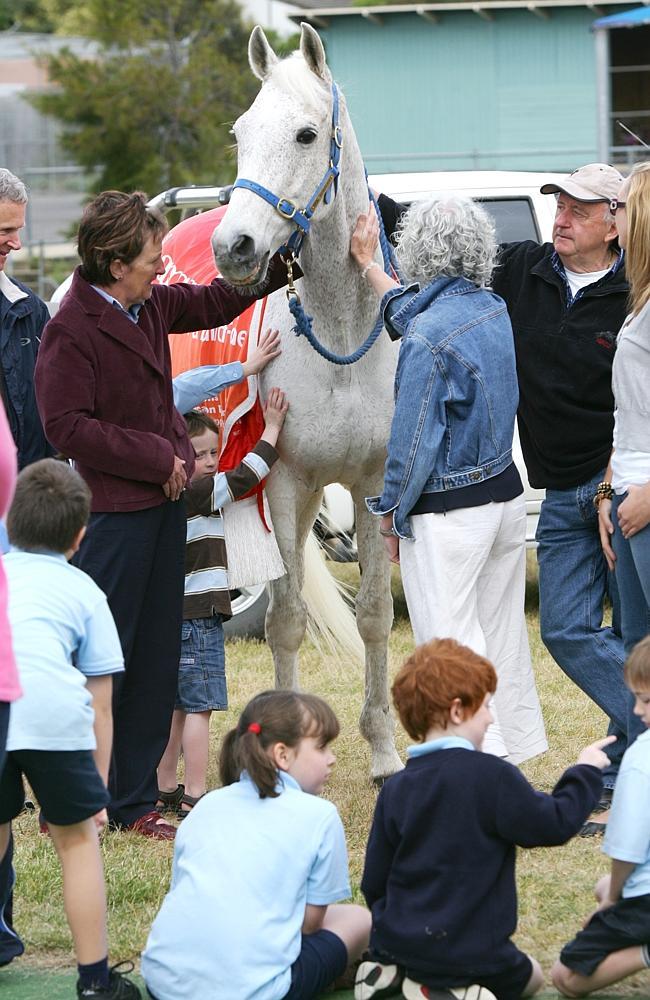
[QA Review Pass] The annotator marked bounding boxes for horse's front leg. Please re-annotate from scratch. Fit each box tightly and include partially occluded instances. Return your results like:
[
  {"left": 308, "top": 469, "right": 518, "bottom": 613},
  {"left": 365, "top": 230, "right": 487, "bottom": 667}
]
[
  {"left": 265, "top": 463, "right": 322, "bottom": 690},
  {"left": 350, "top": 481, "right": 403, "bottom": 781}
]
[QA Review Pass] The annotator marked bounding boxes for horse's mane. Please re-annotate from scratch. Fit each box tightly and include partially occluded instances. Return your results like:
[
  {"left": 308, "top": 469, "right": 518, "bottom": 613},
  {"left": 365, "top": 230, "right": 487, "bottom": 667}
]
[{"left": 268, "top": 53, "right": 331, "bottom": 116}]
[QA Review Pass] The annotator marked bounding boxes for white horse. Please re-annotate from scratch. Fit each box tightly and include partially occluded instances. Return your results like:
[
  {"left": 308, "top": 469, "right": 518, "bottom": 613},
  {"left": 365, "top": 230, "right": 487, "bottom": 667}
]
[{"left": 212, "top": 23, "right": 403, "bottom": 780}]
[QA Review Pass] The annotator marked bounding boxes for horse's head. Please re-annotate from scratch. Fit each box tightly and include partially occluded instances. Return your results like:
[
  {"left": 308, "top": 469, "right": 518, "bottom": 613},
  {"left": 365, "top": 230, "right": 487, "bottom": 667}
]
[{"left": 212, "top": 23, "right": 340, "bottom": 287}]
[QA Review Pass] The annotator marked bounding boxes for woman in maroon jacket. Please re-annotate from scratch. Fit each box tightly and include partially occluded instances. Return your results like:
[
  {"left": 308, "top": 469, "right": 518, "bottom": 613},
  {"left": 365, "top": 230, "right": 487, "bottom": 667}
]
[{"left": 35, "top": 190, "right": 287, "bottom": 839}]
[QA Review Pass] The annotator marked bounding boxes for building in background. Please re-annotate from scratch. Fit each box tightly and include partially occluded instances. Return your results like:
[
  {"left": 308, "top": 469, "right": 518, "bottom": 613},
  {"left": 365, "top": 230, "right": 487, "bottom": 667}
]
[{"left": 290, "top": 0, "right": 648, "bottom": 173}]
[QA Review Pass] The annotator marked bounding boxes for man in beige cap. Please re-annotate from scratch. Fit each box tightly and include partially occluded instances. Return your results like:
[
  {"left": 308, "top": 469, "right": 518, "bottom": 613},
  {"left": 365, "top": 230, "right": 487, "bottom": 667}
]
[{"left": 491, "top": 162, "right": 643, "bottom": 833}]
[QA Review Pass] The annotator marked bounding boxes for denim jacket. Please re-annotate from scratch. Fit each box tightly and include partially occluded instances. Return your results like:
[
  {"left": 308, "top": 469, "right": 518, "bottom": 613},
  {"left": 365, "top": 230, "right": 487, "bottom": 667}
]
[{"left": 366, "top": 276, "right": 519, "bottom": 539}]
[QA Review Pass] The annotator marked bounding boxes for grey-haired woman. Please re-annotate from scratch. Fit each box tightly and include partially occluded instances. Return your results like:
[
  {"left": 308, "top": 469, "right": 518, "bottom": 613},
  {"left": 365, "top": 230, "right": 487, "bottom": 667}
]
[{"left": 351, "top": 196, "right": 546, "bottom": 764}]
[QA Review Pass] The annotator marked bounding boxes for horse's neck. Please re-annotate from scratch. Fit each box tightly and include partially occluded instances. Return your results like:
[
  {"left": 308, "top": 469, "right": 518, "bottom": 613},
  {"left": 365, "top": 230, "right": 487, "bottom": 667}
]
[{"left": 297, "top": 138, "right": 380, "bottom": 329}]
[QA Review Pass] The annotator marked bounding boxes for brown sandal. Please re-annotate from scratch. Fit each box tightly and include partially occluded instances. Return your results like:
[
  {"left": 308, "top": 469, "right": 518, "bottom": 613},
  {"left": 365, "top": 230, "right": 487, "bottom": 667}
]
[
  {"left": 177, "top": 793, "right": 204, "bottom": 820},
  {"left": 155, "top": 784, "right": 185, "bottom": 813}
]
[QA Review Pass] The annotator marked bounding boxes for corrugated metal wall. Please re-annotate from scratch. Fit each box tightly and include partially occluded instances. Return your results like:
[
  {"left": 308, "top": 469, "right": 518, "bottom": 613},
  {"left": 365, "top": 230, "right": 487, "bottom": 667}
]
[{"left": 322, "top": 7, "right": 602, "bottom": 171}]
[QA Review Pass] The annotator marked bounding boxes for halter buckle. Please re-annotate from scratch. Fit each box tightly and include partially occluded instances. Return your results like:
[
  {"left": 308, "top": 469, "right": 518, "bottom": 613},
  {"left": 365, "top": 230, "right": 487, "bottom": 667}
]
[
  {"left": 332, "top": 125, "right": 343, "bottom": 149},
  {"left": 276, "top": 198, "right": 297, "bottom": 220}
]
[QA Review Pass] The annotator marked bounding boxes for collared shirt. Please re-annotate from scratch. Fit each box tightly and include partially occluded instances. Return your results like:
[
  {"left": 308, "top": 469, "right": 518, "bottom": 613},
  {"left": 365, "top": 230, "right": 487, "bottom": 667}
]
[
  {"left": 551, "top": 248, "right": 624, "bottom": 307},
  {"left": 142, "top": 770, "right": 350, "bottom": 1000},
  {"left": 90, "top": 284, "right": 143, "bottom": 323},
  {"left": 407, "top": 735, "right": 475, "bottom": 758},
  {"left": 5, "top": 549, "right": 123, "bottom": 751},
  {"left": 603, "top": 728, "right": 650, "bottom": 898}
]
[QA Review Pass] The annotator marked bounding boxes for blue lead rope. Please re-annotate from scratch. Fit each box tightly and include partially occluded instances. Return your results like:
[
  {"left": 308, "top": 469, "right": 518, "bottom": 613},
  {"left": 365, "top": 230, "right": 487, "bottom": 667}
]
[{"left": 289, "top": 186, "right": 401, "bottom": 366}]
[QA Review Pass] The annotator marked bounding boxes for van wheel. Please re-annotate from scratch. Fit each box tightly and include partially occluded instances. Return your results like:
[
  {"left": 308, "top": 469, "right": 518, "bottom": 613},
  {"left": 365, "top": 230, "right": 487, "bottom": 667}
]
[{"left": 223, "top": 584, "right": 269, "bottom": 640}]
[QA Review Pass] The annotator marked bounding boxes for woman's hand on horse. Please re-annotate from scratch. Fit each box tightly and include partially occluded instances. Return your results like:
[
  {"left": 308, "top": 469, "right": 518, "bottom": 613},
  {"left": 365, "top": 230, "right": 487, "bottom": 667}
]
[
  {"left": 350, "top": 208, "right": 380, "bottom": 267},
  {"left": 163, "top": 455, "right": 187, "bottom": 501},
  {"left": 242, "top": 327, "right": 282, "bottom": 377}
]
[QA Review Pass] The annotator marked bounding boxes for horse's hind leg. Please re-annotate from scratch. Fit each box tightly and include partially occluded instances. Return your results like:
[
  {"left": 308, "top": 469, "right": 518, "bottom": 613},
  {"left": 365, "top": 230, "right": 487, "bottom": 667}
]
[
  {"left": 265, "top": 468, "right": 322, "bottom": 690},
  {"left": 350, "top": 483, "right": 403, "bottom": 781}
]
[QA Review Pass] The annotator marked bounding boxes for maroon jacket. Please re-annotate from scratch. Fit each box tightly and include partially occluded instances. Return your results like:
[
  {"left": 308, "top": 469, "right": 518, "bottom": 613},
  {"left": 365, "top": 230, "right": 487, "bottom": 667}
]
[{"left": 35, "top": 263, "right": 288, "bottom": 513}]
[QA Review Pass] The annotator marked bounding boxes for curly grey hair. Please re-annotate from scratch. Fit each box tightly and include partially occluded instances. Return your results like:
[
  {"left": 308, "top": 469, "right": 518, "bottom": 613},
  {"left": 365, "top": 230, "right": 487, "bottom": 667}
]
[
  {"left": 0, "top": 168, "right": 27, "bottom": 205},
  {"left": 395, "top": 195, "right": 496, "bottom": 288}
]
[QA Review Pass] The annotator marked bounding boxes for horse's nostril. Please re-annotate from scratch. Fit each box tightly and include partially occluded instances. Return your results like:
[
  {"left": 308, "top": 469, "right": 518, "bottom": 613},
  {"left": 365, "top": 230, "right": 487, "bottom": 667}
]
[{"left": 231, "top": 234, "right": 255, "bottom": 263}]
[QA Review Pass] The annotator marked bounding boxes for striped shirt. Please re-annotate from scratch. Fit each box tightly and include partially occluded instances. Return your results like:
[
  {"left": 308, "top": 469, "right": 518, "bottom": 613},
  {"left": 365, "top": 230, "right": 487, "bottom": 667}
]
[{"left": 184, "top": 440, "right": 278, "bottom": 619}]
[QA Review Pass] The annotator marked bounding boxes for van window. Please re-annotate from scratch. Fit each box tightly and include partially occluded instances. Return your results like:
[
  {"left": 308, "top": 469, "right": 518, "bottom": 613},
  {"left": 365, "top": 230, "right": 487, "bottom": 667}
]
[{"left": 476, "top": 198, "right": 540, "bottom": 244}]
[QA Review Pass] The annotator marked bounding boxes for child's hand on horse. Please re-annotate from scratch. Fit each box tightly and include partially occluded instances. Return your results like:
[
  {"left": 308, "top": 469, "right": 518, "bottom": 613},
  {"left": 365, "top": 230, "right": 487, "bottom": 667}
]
[
  {"left": 262, "top": 388, "right": 289, "bottom": 443},
  {"left": 243, "top": 328, "right": 282, "bottom": 377},
  {"left": 351, "top": 206, "right": 379, "bottom": 268}
]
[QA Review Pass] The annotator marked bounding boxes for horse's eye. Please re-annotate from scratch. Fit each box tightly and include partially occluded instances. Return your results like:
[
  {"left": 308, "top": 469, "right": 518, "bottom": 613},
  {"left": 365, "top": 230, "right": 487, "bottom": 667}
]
[{"left": 296, "top": 128, "right": 318, "bottom": 145}]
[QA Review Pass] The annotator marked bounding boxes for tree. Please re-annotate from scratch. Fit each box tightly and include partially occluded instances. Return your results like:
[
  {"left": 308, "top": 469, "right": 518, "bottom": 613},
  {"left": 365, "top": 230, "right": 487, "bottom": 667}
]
[
  {"left": 0, "top": 0, "right": 91, "bottom": 33},
  {"left": 29, "top": 0, "right": 290, "bottom": 194}
]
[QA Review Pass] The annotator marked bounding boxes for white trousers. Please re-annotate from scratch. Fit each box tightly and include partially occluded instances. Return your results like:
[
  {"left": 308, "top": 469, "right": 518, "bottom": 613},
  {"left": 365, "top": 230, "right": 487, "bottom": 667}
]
[{"left": 400, "top": 496, "right": 547, "bottom": 764}]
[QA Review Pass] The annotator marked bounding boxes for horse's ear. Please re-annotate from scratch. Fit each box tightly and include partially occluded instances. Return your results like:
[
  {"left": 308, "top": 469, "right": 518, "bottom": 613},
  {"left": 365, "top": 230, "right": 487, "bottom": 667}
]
[
  {"left": 299, "top": 22, "right": 331, "bottom": 82},
  {"left": 249, "top": 25, "right": 279, "bottom": 81}
]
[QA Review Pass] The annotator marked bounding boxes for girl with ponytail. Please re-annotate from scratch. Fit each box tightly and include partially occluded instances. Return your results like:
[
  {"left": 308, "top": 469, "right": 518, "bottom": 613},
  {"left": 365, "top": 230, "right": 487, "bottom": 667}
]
[{"left": 142, "top": 690, "right": 370, "bottom": 1000}]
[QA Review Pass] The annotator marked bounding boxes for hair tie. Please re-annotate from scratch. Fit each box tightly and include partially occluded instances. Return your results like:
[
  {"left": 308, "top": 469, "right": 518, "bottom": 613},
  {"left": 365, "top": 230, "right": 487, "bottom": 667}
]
[{"left": 247, "top": 722, "right": 262, "bottom": 735}]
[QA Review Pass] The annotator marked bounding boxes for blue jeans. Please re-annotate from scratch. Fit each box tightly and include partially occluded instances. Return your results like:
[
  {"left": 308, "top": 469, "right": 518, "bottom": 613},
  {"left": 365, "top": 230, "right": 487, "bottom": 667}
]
[
  {"left": 612, "top": 493, "right": 650, "bottom": 655},
  {"left": 536, "top": 471, "right": 642, "bottom": 785}
]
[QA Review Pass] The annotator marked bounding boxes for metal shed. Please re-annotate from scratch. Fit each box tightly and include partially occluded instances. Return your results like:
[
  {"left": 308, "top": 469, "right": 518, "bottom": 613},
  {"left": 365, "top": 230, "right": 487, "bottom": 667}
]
[
  {"left": 292, "top": 0, "right": 643, "bottom": 172},
  {"left": 592, "top": 6, "right": 650, "bottom": 164}
]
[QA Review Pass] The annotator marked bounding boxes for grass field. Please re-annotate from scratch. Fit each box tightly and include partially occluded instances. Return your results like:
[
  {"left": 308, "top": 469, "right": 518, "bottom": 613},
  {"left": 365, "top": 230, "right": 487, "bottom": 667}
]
[{"left": 8, "top": 557, "right": 650, "bottom": 995}]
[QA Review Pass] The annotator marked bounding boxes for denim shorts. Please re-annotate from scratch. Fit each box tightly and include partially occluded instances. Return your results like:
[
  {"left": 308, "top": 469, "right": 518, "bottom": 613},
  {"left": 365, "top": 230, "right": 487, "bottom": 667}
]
[{"left": 176, "top": 615, "right": 227, "bottom": 712}]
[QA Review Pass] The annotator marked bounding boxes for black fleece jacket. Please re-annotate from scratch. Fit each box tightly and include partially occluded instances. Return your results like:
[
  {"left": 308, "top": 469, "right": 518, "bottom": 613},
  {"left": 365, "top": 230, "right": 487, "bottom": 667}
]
[{"left": 362, "top": 748, "right": 601, "bottom": 980}]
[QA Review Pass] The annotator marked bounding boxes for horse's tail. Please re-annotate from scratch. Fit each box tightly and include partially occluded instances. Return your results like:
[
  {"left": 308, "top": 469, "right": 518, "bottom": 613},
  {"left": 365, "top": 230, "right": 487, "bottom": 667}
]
[{"left": 303, "top": 532, "right": 365, "bottom": 664}]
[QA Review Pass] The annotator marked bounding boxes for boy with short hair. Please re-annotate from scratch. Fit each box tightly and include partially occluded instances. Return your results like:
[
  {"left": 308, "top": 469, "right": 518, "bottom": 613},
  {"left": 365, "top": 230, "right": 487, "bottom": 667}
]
[
  {"left": 355, "top": 638, "right": 613, "bottom": 1000},
  {"left": 0, "top": 459, "right": 140, "bottom": 999},
  {"left": 156, "top": 387, "right": 288, "bottom": 819},
  {"left": 552, "top": 634, "right": 650, "bottom": 997}
]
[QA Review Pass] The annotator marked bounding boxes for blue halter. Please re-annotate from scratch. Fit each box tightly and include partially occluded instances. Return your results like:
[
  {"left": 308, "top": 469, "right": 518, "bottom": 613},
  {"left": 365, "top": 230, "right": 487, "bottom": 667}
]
[{"left": 232, "top": 82, "right": 342, "bottom": 260}]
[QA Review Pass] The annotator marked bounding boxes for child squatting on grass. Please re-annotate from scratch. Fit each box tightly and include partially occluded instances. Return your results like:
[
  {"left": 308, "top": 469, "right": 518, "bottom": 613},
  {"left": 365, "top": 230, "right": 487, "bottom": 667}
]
[
  {"left": 355, "top": 638, "right": 614, "bottom": 1000},
  {"left": 552, "top": 634, "right": 650, "bottom": 997},
  {"left": 142, "top": 690, "right": 371, "bottom": 1000},
  {"left": 156, "top": 386, "right": 288, "bottom": 820},
  {"left": 0, "top": 460, "right": 140, "bottom": 999}
]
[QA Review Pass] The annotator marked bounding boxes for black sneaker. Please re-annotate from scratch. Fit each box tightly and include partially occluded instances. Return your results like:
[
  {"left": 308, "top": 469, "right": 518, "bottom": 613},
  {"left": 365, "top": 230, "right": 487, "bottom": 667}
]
[
  {"left": 76, "top": 961, "right": 141, "bottom": 998},
  {"left": 355, "top": 958, "right": 403, "bottom": 998}
]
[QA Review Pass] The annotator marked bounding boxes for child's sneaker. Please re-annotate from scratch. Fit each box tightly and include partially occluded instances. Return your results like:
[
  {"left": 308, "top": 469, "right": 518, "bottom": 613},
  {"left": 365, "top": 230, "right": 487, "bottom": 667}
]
[
  {"left": 402, "top": 981, "right": 497, "bottom": 1000},
  {"left": 355, "top": 958, "right": 403, "bottom": 998},
  {"left": 76, "top": 962, "right": 141, "bottom": 998}
]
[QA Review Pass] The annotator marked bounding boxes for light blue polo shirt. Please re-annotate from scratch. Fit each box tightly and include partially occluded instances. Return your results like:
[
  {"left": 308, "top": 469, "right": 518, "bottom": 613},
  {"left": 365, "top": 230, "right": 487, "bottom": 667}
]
[
  {"left": 603, "top": 728, "right": 650, "bottom": 897},
  {"left": 142, "top": 771, "right": 351, "bottom": 1000},
  {"left": 5, "top": 549, "right": 124, "bottom": 751}
]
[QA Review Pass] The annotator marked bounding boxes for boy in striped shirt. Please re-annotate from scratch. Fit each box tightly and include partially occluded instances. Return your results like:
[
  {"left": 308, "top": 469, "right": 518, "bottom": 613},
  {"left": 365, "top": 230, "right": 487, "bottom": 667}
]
[{"left": 157, "top": 388, "right": 288, "bottom": 819}]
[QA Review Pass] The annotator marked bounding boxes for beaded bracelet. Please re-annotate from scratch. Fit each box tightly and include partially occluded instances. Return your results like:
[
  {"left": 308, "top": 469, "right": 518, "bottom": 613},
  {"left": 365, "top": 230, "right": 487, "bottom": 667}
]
[
  {"left": 593, "top": 481, "right": 614, "bottom": 510},
  {"left": 361, "top": 261, "right": 381, "bottom": 281}
]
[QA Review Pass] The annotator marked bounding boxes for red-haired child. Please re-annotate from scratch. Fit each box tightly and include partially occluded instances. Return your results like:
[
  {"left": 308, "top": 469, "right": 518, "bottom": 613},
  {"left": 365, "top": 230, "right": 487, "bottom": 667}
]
[{"left": 355, "top": 638, "right": 614, "bottom": 1000}]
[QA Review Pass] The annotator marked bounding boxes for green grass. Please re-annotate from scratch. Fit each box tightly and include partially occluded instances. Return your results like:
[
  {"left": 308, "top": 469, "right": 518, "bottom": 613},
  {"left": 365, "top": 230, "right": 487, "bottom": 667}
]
[{"left": 8, "top": 558, "right": 650, "bottom": 995}]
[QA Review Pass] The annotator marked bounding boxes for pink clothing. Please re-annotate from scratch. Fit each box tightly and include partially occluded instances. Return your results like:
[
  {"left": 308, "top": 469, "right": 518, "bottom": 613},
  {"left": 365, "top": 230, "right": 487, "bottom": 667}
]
[{"left": 0, "top": 405, "right": 19, "bottom": 702}]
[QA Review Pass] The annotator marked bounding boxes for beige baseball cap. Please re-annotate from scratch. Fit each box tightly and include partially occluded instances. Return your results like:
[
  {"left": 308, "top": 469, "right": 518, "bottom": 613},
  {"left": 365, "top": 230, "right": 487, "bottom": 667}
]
[{"left": 540, "top": 163, "right": 623, "bottom": 202}]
